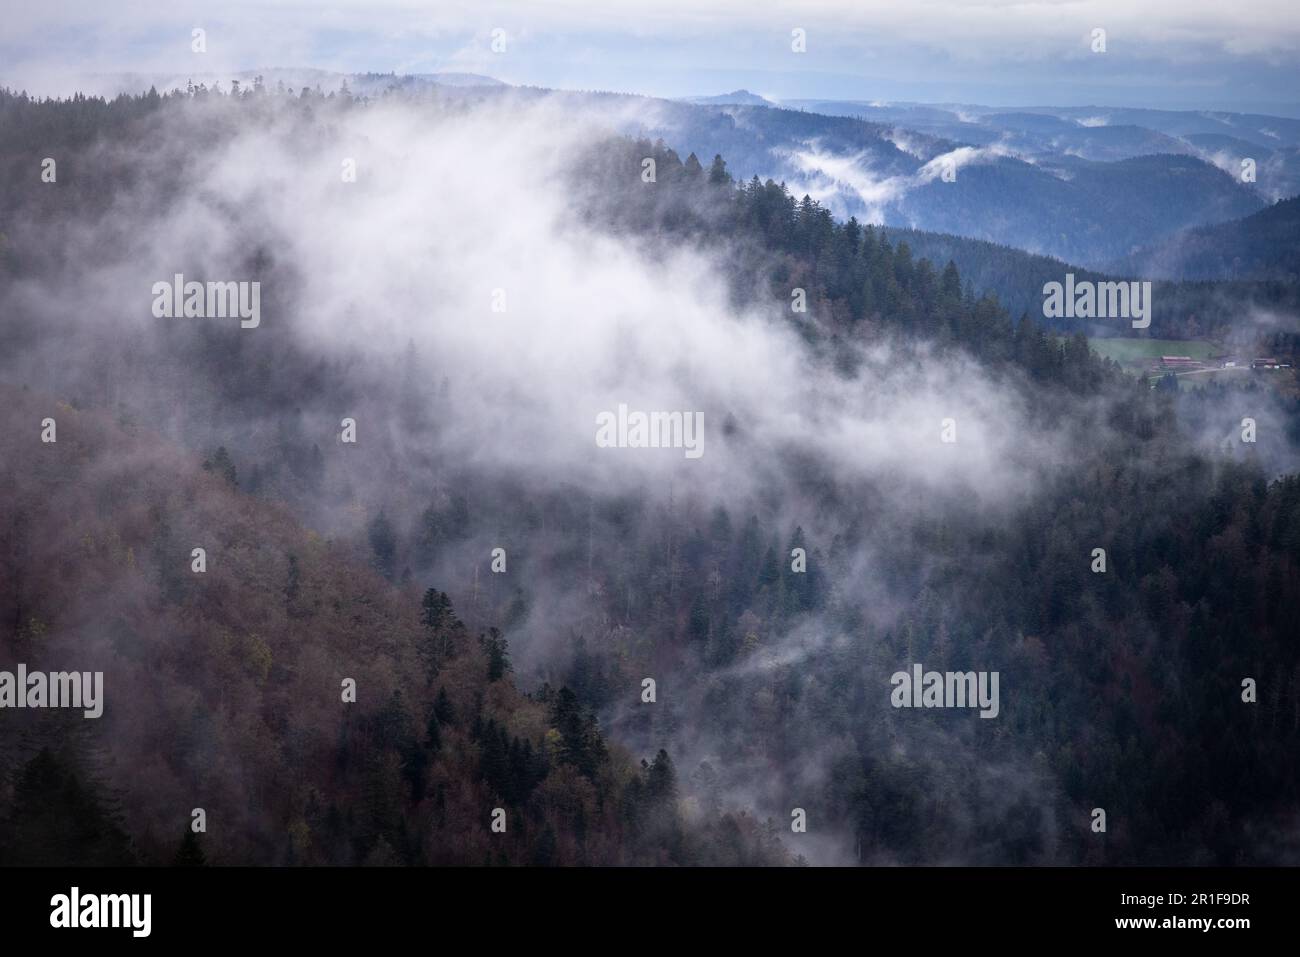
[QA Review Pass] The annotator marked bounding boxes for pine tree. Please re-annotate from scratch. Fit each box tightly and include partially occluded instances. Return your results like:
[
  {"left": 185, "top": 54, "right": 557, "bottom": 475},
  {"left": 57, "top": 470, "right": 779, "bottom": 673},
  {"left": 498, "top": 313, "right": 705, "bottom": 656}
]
[
  {"left": 433, "top": 686, "right": 456, "bottom": 726},
  {"left": 645, "top": 749, "right": 677, "bottom": 804},
  {"left": 2, "top": 748, "right": 135, "bottom": 866},
  {"left": 174, "top": 829, "right": 207, "bottom": 866},
  {"left": 708, "top": 154, "right": 730, "bottom": 185},
  {"left": 202, "top": 446, "right": 238, "bottom": 488},
  {"left": 368, "top": 510, "right": 397, "bottom": 580},
  {"left": 482, "top": 628, "right": 511, "bottom": 682}
]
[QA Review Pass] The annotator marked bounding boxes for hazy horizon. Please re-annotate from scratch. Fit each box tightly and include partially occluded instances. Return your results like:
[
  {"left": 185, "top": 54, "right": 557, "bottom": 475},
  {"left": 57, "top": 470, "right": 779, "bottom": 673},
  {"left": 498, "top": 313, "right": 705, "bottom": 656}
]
[{"left": 4, "top": 0, "right": 1300, "bottom": 114}]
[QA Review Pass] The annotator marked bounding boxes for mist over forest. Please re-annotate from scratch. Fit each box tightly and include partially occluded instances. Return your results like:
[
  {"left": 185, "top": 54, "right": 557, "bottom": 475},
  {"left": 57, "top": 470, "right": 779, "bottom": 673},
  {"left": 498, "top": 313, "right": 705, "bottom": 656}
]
[{"left": 1, "top": 74, "right": 1298, "bottom": 868}]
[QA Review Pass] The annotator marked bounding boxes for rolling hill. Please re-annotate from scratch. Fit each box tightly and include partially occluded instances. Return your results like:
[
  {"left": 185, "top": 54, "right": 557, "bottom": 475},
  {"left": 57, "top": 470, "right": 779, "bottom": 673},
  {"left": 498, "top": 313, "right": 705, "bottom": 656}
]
[
  {"left": 1109, "top": 196, "right": 1300, "bottom": 282},
  {"left": 0, "top": 383, "right": 788, "bottom": 866}
]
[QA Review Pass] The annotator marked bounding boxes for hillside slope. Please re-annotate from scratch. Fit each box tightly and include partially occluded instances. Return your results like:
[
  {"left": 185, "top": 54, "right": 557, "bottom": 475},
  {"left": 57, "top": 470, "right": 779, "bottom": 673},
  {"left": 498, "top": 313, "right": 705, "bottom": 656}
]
[
  {"left": 0, "top": 384, "right": 789, "bottom": 866},
  {"left": 1109, "top": 196, "right": 1300, "bottom": 282}
]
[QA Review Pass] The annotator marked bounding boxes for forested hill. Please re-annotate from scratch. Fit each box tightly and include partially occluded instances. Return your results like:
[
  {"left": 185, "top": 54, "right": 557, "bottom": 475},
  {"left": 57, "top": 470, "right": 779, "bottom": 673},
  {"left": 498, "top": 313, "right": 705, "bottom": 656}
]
[
  {"left": 0, "top": 384, "right": 791, "bottom": 866},
  {"left": 1108, "top": 196, "right": 1300, "bottom": 283},
  {"left": 1, "top": 84, "right": 1272, "bottom": 271},
  {"left": 883, "top": 225, "right": 1300, "bottom": 341},
  {"left": 588, "top": 98, "right": 1267, "bottom": 266},
  {"left": 3, "top": 84, "right": 1294, "bottom": 344},
  {"left": 578, "top": 134, "right": 1300, "bottom": 348},
  {"left": 2, "top": 87, "right": 1299, "bottom": 867}
]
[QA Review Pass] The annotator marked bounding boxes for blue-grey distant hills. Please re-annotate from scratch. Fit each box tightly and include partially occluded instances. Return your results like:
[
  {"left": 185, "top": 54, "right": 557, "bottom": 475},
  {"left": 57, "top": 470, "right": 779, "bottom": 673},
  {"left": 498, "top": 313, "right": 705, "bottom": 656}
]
[
  {"left": 680, "top": 89, "right": 774, "bottom": 106},
  {"left": 782, "top": 99, "right": 1300, "bottom": 199},
  {"left": 73, "top": 72, "right": 1298, "bottom": 268},
  {"left": 569, "top": 94, "right": 1270, "bottom": 267}
]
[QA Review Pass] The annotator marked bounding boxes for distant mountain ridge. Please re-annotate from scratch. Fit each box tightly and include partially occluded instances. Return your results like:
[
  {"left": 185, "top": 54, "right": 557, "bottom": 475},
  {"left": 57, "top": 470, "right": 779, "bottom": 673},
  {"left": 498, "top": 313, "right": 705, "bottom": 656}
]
[
  {"left": 76, "top": 67, "right": 505, "bottom": 98},
  {"left": 681, "top": 89, "right": 774, "bottom": 106},
  {"left": 564, "top": 92, "right": 1267, "bottom": 266},
  {"left": 19, "top": 71, "right": 1289, "bottom": 271}
]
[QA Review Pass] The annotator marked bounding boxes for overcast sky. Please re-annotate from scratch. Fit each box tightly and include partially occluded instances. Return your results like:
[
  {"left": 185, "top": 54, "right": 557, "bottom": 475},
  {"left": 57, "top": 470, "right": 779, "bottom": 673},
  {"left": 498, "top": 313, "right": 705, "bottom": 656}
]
[{"left": 4, "top": 0, "right": 1300, "bottom": 113}]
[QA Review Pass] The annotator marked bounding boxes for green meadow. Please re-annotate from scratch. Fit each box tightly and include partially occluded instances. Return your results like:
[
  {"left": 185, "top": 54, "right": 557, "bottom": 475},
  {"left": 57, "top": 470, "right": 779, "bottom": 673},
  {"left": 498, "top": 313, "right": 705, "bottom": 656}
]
[{"left": 1084, "top": 338, "right": 1221, "bottom": 363}]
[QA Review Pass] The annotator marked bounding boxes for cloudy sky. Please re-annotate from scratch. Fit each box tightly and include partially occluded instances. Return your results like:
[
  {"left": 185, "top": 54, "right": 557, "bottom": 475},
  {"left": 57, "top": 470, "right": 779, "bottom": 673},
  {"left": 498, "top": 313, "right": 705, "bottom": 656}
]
[{"left": 4, "top": 0, "right": 1300, "bottom": 112}]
